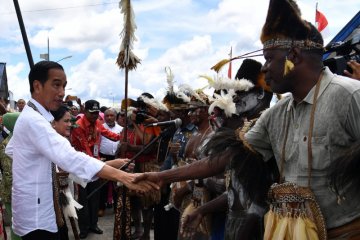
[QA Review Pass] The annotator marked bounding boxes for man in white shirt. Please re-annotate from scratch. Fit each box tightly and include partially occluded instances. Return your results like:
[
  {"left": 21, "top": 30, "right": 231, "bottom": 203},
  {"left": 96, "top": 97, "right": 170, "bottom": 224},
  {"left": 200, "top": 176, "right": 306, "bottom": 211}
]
[
  {"left": 5, "top": 61, "right": 157, "bottom": 240},
  {"left": 16, "top": 98, "right": 26, "bottom": 112},
  {"left": 99, "top": 108, "right": 123, "bottom": 216},
  {"left": 100, "top": 108, "right": 123, "bottom": 158}
]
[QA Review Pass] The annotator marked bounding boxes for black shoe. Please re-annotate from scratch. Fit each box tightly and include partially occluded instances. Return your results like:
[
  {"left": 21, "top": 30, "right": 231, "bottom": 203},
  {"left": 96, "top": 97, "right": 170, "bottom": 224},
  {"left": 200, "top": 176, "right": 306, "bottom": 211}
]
[
  {"left": 79, "top": 232, "right": 88, "bottom": 239},
  {"left": 89, "top": 226, "right": 103, "bottom": 234}
]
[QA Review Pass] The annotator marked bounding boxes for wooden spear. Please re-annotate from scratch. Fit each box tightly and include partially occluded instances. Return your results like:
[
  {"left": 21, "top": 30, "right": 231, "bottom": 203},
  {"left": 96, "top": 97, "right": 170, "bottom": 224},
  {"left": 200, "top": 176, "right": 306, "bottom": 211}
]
[
  {"left": 115, "top": 0, "right": 140, "bottom": 239},
  {"left": 116, "top": 0, "right": 141, "bottom": 141}
]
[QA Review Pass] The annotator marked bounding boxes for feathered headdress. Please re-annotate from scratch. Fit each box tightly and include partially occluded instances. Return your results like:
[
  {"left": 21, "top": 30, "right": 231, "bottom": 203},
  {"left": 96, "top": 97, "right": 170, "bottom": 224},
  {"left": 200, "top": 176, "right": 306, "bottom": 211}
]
[
  {"left": 162, "top": 67, "right": 190, "bottom": 110},
  {"left": 178, "top": 84, "right": 209, "bottom": 107},
  {"left": 208, "top": 89, "right": 237, "bottom": 117},
  {"left": 260, "top": 0, "right": 323, "bottom": 50},
  {"left": 235, "top": 59, "right": 271, "bottom": 92},
  {"left": 204, "top": 59, "right": 270, "bottom": 93},
  {"left": 116, "top": 0, "right": 141, "bottom": 70},
  {"left": 138, "top": 95, "right": 169, "bottom": 112},
  {"left": 206, "top": 59, "right": 275, "bottom": 116},
  {"left": 211, "top": 0, "right": 323, "bottom": 74},
  {"left": 121, "top": 98, "right": 137, "bottom": 117},
  {"left": 201, "top": 75, "right": 255, "bottom": 93}
]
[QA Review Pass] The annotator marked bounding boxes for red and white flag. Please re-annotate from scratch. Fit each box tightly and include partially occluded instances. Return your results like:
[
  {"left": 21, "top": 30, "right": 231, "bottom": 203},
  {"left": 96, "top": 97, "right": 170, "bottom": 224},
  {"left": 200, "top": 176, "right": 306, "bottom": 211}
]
[{"left": 316, "top": 9, "right": 328, "bottom": 32}]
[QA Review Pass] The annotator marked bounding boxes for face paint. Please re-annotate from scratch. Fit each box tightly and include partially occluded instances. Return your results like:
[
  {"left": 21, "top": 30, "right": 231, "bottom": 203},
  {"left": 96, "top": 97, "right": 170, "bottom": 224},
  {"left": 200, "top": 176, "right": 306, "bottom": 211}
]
[
  {"left": 208, "top": 107, "right": 225, "bottom": 131},
  {"left": 234, "top": 89, "right": 266, "bottom": 116}
]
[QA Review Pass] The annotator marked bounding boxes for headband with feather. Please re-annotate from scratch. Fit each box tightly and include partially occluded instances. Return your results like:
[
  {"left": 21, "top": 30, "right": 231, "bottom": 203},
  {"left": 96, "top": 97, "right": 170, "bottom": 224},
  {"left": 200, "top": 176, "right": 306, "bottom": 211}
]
[
  {"left": 211, "top": 0, "right": 323, "bottom": 74},
  {"left": 260, "top": 0, "right": 323, "bottom": 50}
]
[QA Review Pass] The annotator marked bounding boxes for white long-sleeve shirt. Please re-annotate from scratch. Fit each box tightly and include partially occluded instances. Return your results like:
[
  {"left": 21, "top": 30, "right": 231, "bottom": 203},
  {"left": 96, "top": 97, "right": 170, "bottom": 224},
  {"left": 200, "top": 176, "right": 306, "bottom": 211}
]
[
  {"left": 100, "top": 122, "right": 122, "bottom": 156},
  {"left": 5, "top": 98, "right": 105, "bottom": 236}
]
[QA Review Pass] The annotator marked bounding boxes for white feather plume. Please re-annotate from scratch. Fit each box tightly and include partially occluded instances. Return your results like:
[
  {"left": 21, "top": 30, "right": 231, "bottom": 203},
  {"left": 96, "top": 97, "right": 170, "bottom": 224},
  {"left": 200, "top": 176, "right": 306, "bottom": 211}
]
[
  {"left": 119, "top": 0, "right": 137, "bottom": 52},
  {"left": 62, "top": 188, "right": 83, "bottom": 219},
  {"left": 212, "top": 77, "right": 254, "bottom": 92},
  {"left": 208, "top": 89, "right": 237, "bottom": 117},
  {"left": 165, "top": 66, "right": 175, "bottom": 94},
  {"left": 126, "top": 106, "right": 137, "bottom": 117},
  {"left": 116, "top": 0, "right": 141, "bottom": 69},
  {"left": 178, "top": 84, "right": 206, "bottom": 103},
  {"left": 139, "top": 95, "right": 169, "bottom": 112},
  {"left": 176, "top": 92, "right": 191, "bottom": 103}
]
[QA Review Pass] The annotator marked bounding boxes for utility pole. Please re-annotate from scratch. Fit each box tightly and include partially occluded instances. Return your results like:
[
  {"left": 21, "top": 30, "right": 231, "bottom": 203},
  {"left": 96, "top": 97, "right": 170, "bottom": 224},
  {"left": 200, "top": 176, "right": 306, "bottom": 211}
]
[{"left": 40, "top": 37, "right": 50, "bottom": 61}]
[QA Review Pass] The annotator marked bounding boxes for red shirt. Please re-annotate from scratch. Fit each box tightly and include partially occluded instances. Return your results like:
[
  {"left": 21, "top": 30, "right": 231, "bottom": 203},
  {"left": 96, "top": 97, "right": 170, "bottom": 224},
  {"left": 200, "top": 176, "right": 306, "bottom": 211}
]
[{"left": 71, "top": 116, "right": 120, "bottom": 159}]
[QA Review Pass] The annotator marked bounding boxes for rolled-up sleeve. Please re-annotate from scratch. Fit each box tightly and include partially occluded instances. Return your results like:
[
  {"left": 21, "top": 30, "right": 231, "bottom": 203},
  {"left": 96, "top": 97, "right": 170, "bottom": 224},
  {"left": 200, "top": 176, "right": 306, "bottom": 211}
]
[{"left": 29, "top": 118, "right": 105, "bottom": 181}]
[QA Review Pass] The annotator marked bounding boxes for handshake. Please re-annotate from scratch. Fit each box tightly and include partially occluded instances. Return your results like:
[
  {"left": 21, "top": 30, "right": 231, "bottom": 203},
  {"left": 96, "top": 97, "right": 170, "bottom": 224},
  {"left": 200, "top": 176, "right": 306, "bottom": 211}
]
[{"left": 105, "top": 158, "right": 163, "bottom": 196}]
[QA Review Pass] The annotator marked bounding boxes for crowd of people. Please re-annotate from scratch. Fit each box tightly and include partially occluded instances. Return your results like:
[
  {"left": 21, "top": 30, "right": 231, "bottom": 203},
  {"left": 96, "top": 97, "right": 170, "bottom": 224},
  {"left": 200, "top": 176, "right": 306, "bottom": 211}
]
[{"left": 1, "top": 0, "right": 360, "bottom": 240}]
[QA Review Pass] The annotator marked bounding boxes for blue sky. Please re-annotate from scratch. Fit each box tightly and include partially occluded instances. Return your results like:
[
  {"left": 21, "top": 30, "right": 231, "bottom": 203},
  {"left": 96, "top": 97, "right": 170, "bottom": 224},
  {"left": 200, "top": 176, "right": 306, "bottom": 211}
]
[{"left": 0, "top": 0, "right": 359, "bottom": 108}]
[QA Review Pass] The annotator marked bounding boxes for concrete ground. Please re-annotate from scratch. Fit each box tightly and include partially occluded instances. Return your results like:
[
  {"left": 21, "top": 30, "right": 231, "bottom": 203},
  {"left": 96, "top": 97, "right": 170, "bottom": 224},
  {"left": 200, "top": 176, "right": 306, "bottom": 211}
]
[
  {"left": 6, "top": 208, "right": 154, "bottom": 240},
  {"left": 67, "top": 209, "right": 154, "bottom": 240}
]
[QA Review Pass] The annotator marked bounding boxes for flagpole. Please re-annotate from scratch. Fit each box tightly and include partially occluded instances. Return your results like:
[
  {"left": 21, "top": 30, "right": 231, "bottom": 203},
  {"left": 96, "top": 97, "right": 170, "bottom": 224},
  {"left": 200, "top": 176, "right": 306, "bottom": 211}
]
[
  {"left": 315, "top": 2, "right": 318, "bottom": 26},
  {"left": 228, "top": 46, "right": 232, "bottom": 78}
]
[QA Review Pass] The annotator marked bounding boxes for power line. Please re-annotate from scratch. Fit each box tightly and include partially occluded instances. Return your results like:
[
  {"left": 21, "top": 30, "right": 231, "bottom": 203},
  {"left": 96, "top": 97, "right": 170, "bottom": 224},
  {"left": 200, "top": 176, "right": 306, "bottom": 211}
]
[{"left": 1, "top": 2, "right": 118, "bottom": 15}]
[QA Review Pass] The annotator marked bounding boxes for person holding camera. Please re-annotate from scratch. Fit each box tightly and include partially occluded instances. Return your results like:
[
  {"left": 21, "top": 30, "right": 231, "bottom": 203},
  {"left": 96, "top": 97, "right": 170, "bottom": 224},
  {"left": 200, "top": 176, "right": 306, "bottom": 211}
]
[
  {"left": 118, "top": 93, "right": 168, "bottom": 240},
  {"left": 344, "top": 60, "right": 360, "bottom": 80}
]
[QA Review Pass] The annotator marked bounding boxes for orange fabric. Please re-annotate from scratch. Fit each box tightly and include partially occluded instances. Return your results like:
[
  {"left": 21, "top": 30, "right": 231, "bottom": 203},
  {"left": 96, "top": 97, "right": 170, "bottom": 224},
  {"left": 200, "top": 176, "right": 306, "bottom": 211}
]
[
  {"left": 120, "top": 126, "right": 159, "bottom": 164},
  {"left": 143, "top": 126, "right": 161, "bottom": 136}
]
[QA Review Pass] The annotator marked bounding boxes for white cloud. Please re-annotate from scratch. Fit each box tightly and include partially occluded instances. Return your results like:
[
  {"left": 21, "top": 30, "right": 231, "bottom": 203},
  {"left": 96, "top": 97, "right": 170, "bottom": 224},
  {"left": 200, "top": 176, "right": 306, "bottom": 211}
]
[
  {"left": 1, "top": 0, "right": 359, "bottom": 105},
  {"left": 6, "top": 62, "right": 31, "bottom": 101}
]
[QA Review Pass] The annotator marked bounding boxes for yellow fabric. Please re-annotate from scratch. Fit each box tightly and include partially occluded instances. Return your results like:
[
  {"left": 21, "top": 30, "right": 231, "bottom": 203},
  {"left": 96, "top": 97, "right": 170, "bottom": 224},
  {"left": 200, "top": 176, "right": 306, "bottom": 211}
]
[
  {"left": 264, "top": 212, "right": 320, "bottom": 240},
  {"left": 264, "top": 183, "right": 326, "bottom": 240}
]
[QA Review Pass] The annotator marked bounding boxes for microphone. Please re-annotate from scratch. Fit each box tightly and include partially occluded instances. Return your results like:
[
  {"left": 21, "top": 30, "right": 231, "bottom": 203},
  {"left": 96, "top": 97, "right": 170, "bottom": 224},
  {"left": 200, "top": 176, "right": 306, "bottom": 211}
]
[{"left": 145, "top": 118, "right": 182, "bottom": 128}]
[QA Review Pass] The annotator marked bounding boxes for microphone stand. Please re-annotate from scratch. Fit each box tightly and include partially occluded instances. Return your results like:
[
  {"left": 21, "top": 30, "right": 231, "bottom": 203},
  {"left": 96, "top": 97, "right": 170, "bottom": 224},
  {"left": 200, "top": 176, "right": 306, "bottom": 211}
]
[{"left": 86, "top": 126, "right": 175, "bottom": 199}]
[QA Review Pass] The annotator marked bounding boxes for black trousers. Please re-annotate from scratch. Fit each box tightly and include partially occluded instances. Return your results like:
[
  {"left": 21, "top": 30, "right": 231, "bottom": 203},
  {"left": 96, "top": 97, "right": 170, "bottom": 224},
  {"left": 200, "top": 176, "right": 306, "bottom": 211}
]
[
  {"left": 153, "top": 185, "right": 180, "bottom": 240},
  {"left": 22, "top": 229, "right": 59, "bottom": 240},
  {"left": 77, "top": 179, "right": 101, "bottom": 233}
]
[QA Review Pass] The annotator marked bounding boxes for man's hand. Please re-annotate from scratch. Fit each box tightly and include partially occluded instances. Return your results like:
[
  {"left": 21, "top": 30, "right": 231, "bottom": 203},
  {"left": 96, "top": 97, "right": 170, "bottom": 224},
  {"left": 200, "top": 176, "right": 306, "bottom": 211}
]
[
  {"left": 172, "top": 182, "right": 192, "bottom": 209},
  {"left": 119, "top": 172, "right": 159, "bottom": 195},
  {"left": 76, "top": 97, "right": 82, "bottom": 106},
  {"left": 344, "top": 60, "right": 360, "bottom": 80},
  {"left": 133, "top": 172, "right": 164, "bottom": 188},
  {"left": 180, "top": 208, "right": 203, "bottom": 238}
]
